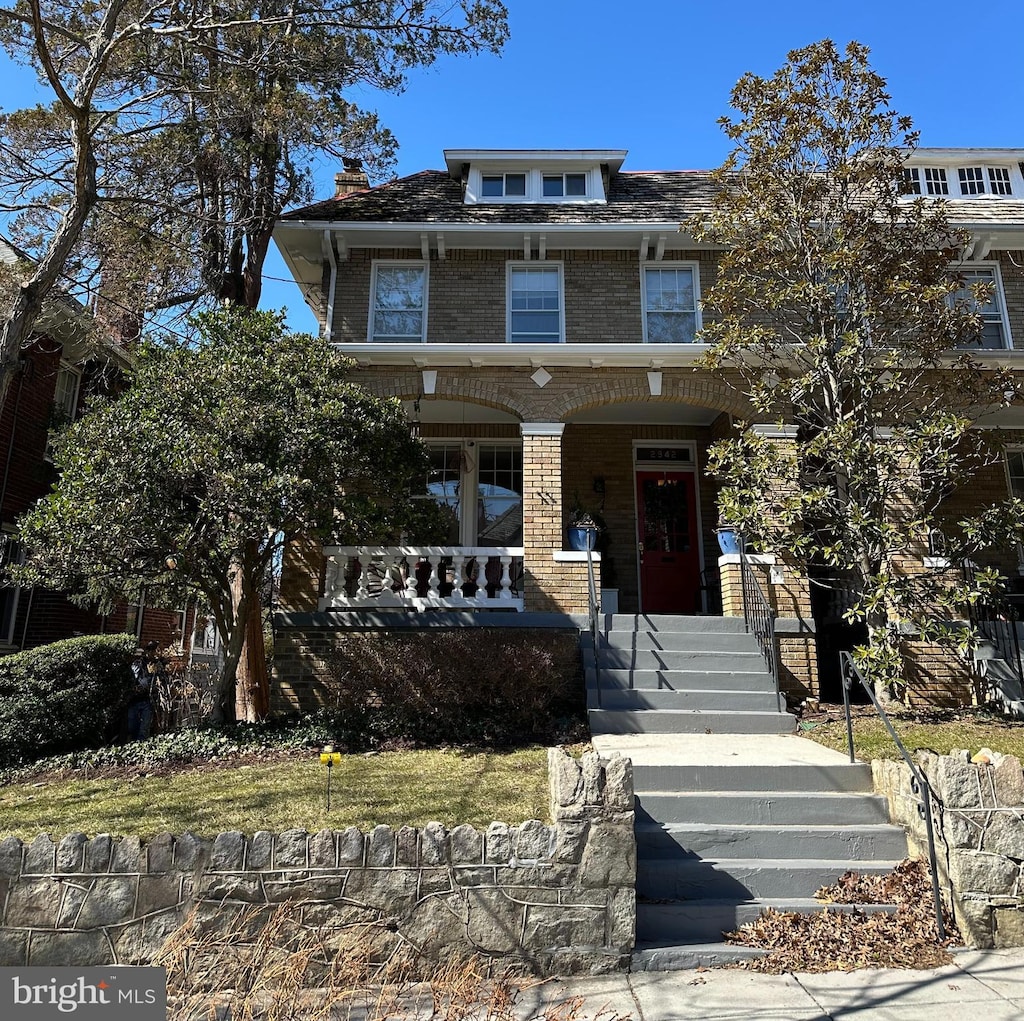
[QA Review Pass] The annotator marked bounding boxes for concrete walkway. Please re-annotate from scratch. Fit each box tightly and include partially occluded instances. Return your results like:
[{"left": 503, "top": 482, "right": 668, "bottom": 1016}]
[{"left": 518, "top": 948, "right": 1024, "bottom": 1020}]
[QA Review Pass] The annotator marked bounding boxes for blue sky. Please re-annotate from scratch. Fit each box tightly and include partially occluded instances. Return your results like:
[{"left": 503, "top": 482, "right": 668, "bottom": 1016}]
[{"left": 2, "top": 0, "right": 1023, "bottom": 332}]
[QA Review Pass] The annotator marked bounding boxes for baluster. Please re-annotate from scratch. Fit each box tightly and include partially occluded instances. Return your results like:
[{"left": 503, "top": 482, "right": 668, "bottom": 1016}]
[
  {"left": 402, "top": 555, "right": 417, "bottom": 600},
  {"left": 451, "top": 553, "right": 466, "bottom": 602},
  {"left": 355, "top": 551, "right": 369, "bottom": 601},
  {"left": 324, "top": 556, "right": 339, "bottom": 603},
  {"left": 428, "top": 555, "right": 441, "bottom": 597},
  {"left": 499, "top": 555, "right": 513, "bottom": 601}
]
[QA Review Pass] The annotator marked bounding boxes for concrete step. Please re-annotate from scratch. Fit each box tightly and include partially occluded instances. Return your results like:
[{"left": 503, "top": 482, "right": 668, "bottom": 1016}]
[
  {"left": 631, "top": 761, "right": 875, "bottom": 794},
  {"left": 589, "top": 708, "right": 795, "bottom": 736},
  {"left": 635, "top": 790, "right": 894, "bottom": 825},
  {"left": 635, "top": 857, "right": 902, "bottom": 901},
  {"left": 601, "top": 614, "right": 750, "bottom": 634},
  {"left": 583, "top": 630, "right": 760, "bottom": 654},
  {"left": 585, "top": 667, "right": 777, "bottom": 691},
  {"left": 587, "top": 688, "right": 783, "bottom": 712},
  {"left": 635, "top": 899, "right": 898, "bottom": 947},
  {"left": 632, "top": 941, "right": 769, "bottom": 970},
  {"left": 586, "top": 647, "right": 768, "bottom": 671},
  {"left": 636, "top": 822, "right": 908, "bottom": 860}
]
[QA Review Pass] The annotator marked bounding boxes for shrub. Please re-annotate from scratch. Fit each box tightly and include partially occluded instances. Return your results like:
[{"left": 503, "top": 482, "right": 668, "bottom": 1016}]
[
  {"left": 0, "top": 634, "right": 136, "bottom": 767},
  {"left": 317, "top": 629, "right": 586, "bottom": 748}
]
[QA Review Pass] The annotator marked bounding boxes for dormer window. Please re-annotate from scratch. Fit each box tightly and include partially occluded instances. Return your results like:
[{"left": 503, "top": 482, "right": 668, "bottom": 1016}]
[
  {"left": 482, "top": 173, "right": 526, "bottom": 197},
  {"left": 542, "top": 173, "right": 587, "bottom": 197},
  {"left": 903, "top": 158, "right": 1017, "bottom": 198}
]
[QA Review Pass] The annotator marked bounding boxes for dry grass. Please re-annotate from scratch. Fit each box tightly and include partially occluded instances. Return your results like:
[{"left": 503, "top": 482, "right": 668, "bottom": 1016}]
[
  {"left": 157, "top": 903, "right": 632, "bottom": 1021},
  {"left": 799, "top": 705, "right": 1024, "bottom": 762},
  {"left": 0, "top": 747, "right": 550, "bottom": 840}
]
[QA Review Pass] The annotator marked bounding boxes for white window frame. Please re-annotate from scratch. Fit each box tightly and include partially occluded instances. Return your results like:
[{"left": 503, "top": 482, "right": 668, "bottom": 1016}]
[
  {"left": 506, "top": 262, "right": 565, "bottom": 344},
  {"left": 480, "top": 172, "right": 527, "bottom": 198},
  {"left": 367, "top": 260, "right": 429, "bottom": 344},
  {"left": 420, "top": 439, "right": 523, "bottom": 546},
  {"left": 45, "top": 361, "right": 82, "bottom": 462},
  {"left": 640, "top": 261, "right": 703, "bottom": 345},
  {"left": 953, "top": 262, "right": 1013, "bottom": 350},
  {"left": 467, "top": 167, "right": 604, "bottom": 205},
  {"left": 903, "top": 162, "right": 1019, "bottom": 198}
]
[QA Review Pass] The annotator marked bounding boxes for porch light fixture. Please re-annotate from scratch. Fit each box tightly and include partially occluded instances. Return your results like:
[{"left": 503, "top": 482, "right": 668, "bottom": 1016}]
[
  {"left": 421, "top": 369, "right": 437, "bottom": 395},
  {"left": 646, "top": 370, "right": 663, "bottom": 397},
  {"left": 409, "top": 397, "right": 422, "bottom": 440}
]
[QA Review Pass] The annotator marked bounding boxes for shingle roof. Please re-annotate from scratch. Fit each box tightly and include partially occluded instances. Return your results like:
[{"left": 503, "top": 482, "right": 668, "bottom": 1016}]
[
  {"left": 280, "top": 169, "right": 1024, "bottom": 229},
  {"left": 281, "top": 170, "right": 722, "bottom": 224}
]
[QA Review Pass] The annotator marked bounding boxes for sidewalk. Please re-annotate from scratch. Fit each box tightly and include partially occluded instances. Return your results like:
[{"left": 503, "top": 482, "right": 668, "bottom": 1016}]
[{"left": 518, "top": 948, "right": 1024, "bottom": 1020}]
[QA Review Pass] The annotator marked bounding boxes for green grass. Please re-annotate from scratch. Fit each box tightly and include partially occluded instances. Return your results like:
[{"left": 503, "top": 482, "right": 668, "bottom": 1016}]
[
  {"left": 800, "top": 712, "right": 1024, "bottom": 762},
  {"left": 0, "top": 747, "right": 551, "bottom": 841}
]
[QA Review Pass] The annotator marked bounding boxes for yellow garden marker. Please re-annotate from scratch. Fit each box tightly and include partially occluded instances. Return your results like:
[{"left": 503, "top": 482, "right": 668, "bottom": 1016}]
[{"left": 319, "top": 744, "right": 342, "bottom": 810}]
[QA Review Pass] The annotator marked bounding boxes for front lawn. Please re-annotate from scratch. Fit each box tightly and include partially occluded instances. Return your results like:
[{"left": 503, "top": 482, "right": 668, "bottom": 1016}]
[
  {"left": 799, "top": 706, "right": 1024, "bottom": 762},
  {"left": 0, "top": 747, "right": 550, "bottom": 841}
]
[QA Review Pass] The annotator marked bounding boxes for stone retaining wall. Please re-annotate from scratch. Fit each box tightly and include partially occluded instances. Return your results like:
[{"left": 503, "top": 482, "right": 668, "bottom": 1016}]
[
  {"left": 873, "top": 750, "right": 1024, "bottom": 948},
  {"left": 0, "top": 749, "right": 635, "bottom": 975}
]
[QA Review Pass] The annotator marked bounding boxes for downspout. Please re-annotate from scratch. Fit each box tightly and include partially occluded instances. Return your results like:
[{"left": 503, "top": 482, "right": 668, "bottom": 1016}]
[{"left": 323, "top": 229, "right": 338, "bottom": 343}]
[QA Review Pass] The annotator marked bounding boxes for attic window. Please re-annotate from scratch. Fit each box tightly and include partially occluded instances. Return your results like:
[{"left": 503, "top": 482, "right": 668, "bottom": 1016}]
[
  {"left": 481, "top": 174, "right": 526, "bottom": 197},
  {"left": 542, "top": 174, "right": 586, "bottom": 197}
]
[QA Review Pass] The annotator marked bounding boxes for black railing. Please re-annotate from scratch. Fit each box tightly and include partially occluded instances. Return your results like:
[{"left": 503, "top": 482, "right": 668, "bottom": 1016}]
[
  {"left": 739, "top": 550, "right": 781, "bottom": 705},
  {"left": 962, "top": 562, "right": 1024, "bottom": 698},
  {"left": 585, "top": 547, "right": 602, "bottom": 708},
  {"left": 839, "top": 652, "right": 947, "bottom": 940}
]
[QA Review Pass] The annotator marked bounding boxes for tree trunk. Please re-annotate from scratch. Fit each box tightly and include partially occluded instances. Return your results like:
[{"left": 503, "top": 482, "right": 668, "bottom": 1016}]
[{"left": 231, "top": 543, "right": 269, "bottom": 723}]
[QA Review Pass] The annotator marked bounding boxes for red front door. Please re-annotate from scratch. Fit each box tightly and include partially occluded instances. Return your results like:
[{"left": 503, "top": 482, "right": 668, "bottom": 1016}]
[{"left": 636, "top": 470, "right": 701, "bottom": 614}]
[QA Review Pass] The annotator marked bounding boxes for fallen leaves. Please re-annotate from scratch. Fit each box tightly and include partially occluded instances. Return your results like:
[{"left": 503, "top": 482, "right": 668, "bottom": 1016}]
[{"left": 725, "top": 859, "right": 961, "bottom": 973}]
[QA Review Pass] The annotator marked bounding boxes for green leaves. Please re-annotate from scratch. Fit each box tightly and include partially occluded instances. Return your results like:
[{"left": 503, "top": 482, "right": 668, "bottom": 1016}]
[
  {"left": 698, "top": 40, "right": 1024, "bottom": 696},
  {"left": 14, "top": 306, "right": 428, "bottom": 670}
]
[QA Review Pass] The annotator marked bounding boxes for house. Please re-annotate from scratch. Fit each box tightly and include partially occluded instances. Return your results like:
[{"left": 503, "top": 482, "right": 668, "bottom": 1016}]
[
  {"left": 0, "top": 237, "right": 211, "bottom": 666},
  {"left": 270, "top": 148, "right": 1024, "bottom": 710}
]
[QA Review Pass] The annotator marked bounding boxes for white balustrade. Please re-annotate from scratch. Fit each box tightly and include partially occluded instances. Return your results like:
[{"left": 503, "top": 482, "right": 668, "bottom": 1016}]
[{"left": 319, "top": 546, "right": 526, "bottom": 612}]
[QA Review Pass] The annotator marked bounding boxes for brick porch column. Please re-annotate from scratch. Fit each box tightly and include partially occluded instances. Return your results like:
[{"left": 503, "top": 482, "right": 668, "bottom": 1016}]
[
  {"left": 521, "top": 422, "right": 593, "bottom": 613},
  {"left": 719, "top": 423, "right": 818, "bottom": 701}
]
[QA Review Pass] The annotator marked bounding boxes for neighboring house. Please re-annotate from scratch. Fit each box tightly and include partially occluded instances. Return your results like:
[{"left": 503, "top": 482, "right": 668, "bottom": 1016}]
[
  {"left": 0, "top": 237, "right": 199, "bottom": 660},
  {"left": 271, "top": 148, "right": 1024, "bottom": 709}
]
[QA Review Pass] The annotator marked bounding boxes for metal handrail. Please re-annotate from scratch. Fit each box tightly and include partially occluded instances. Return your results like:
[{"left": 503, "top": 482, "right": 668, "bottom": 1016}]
[
  {"left": 739, "top": 550, "right": 781, "bottom": 705},
  {"left": 585, "top": 546, "right": 602, "bottom": 709},
  {"left": 838, "top": 651, "right": 947, "bottom": 940}
]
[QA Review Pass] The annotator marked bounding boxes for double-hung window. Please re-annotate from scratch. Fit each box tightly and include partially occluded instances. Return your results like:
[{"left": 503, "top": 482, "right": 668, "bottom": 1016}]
[
  {"left": 369, "top": 262, "right": 427, "bottom": 343},
  {"left": 642, "top": 264, "right": 701, "bottom": 344},
  {"left": 508, "top": 264, "right": 563, "bottom": 343},
  {"left": 45, "top": 362, "right": 81, "bottom": 461},
  {"left": 951, "top": 266, "right": 1011, "bottom": 350}
]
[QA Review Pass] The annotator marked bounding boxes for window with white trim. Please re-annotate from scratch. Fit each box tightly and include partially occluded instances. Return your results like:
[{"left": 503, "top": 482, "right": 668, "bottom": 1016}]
[
  {"left": 481, "top": 173, "right": 526, "bottom": 197},
  {"left": 418, "top": 441, "right": 523, "bottom": 546},
  {"left": 951, "top": 265, "right": 1012, "bottom": 350},
  {"left": 542, "top": 173, "right": 587, "bottom": 197},
  {"left": 903, "top": 163, "right": 1016, "bottom": 197},
  {"left": 45, "top": 362, "right": 81, "bottom": 461},
  {"left": 507, "top": 264, "right": 563, "bottom": 343},
  {"left": 1006, "top": 450, "right": 1024, "bottom": 498},
  {"left": 642, "top": 264, "right": 701, "bottom": 344},
  {"left": 369, "top": 262, "right": 427, "bottom": 343}
]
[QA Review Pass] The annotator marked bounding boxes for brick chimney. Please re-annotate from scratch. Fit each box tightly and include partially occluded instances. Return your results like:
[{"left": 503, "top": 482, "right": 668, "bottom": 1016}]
[{"left": 335, "top": 159, "right": 369, "bottom": 197}]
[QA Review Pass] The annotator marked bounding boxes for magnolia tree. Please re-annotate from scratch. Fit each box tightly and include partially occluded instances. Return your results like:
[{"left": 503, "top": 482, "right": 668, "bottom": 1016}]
[
  {"left": 693, "top": 40, "right": 1024, "bottom": 693},
  {"left": 13, "top": 309, "right": 431, "bottom": 722}
]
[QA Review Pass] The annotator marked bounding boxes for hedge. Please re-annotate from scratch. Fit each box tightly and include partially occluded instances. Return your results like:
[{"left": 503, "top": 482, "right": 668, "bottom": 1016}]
[{"left": 0, "top": 634, "right": 137, "bottom": 767}]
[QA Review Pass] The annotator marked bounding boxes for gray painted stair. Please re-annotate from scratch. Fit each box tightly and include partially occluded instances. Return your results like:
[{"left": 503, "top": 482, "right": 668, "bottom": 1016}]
[{"left": 583, "top": 615, "right": 907, "bottom": 971}]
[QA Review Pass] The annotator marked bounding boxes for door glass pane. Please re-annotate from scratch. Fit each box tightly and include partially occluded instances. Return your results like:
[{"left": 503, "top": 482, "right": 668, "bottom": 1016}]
[
  {"left": 476, "top": 445, "right": 523, "bottom": 545},
  {"left": 641, "top": 478, "right": 690, "bottom": 552},
  {"left": 421, "top": 444, "right": 462, "bottom": 543}
]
